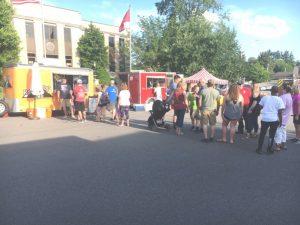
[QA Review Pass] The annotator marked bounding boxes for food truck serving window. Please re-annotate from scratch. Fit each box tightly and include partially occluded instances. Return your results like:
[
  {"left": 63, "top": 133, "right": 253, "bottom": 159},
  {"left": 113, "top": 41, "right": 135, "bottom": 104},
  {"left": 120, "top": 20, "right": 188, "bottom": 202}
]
[{"left": 146, "top": 77, "right": 166, "bottom": 89}]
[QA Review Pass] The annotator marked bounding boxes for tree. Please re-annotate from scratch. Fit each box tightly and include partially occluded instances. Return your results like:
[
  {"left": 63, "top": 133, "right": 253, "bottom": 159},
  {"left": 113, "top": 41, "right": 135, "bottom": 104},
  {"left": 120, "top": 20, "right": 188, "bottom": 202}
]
[
  {"left": 155, "top": 0, "right": 222, "bottom": 21},
  {"left": 132, "top": 16, "right": 167, "bottom": 71},
  {"left": 77, "top": 23, "right": 110, "bottom": 84},
  {"left": 257, "top": 50, "right": 274, "bottom": 72},
  {"left": 246, "top": 62, "right": 269, "bottom": 83},
  {"left": 132, "top": 0, "right": 245, "bottom": 82},
  {"left": 273, "top": 59, "right": 293, "bottom": 73},
  {"left": 0, "top": 0, "right": 20, "bottom": 81},
  {"left": 257, "top": 50, "right": 295, "bottom": 73}
]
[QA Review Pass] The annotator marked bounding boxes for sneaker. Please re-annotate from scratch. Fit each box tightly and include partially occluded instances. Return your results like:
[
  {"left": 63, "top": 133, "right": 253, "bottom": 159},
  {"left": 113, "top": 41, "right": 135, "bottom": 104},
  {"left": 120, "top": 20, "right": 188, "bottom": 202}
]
[
  {"left": 289, "top": 138, "right": 299, "bottom": 142},
  {"left": 280, "top": 142, "right": 287, "bottom": 150},
  {"left": 273, "top": 144, "right": 281, "bottom": 151}
]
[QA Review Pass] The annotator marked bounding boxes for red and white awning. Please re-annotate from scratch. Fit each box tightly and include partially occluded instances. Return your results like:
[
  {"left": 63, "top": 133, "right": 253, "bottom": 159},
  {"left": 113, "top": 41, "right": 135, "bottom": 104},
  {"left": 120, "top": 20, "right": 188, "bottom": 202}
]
[{"left": 184, "top": 68, "right": 228, "bottom": 85}]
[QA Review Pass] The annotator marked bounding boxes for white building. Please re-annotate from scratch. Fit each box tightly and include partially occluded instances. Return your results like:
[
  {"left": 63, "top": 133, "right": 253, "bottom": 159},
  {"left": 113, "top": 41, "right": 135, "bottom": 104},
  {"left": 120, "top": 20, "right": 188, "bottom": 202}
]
[{"left": 11, "top": 2, "right": 130, "bottom": 76}]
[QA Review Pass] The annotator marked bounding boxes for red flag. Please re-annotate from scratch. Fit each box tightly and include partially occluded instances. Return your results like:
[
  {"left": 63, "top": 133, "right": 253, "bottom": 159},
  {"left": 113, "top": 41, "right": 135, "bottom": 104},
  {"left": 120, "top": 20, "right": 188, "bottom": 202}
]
[
  {"left": 119, "top": 9, "right": 130, "bottom": 32},
  {"left": 11, "top": 0, "right": 40, "bottom": 4}
]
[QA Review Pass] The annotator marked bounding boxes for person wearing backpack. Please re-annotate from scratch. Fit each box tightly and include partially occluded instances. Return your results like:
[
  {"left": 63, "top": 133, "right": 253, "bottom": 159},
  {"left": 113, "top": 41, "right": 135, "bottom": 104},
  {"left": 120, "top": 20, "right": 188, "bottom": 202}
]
[{"left": 96, "top": 84, "right": 109, "bottom": 122}]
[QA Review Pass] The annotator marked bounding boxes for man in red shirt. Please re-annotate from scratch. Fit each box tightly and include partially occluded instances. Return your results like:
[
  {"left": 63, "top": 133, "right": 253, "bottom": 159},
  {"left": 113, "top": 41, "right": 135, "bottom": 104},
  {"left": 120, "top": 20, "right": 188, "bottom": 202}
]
[
  {"left": 237, "top": 81, "right": 252, "bottom": 134},
  {"left": 73, "top": 79, "right": 87, "bottom": 122}
]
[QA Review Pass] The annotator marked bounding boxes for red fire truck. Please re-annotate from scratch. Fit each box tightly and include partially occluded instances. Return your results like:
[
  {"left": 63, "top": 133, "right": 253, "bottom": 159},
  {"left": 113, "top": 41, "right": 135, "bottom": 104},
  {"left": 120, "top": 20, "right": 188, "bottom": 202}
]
[{"left": 118, "top": 71, "right": 175, "bottom": 105}]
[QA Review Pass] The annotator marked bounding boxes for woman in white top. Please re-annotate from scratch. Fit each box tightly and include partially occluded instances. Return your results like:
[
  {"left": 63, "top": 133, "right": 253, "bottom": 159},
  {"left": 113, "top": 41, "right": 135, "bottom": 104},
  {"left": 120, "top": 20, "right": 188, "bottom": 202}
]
[
  {"left": 118, "top": 83, "right": 131, "bottom": 126},
  {"left": 154, "top": 82, "right": 163, "bottom": 101},
  {"left": 256, "top": 86, "right": 285, "bottom": 154}
]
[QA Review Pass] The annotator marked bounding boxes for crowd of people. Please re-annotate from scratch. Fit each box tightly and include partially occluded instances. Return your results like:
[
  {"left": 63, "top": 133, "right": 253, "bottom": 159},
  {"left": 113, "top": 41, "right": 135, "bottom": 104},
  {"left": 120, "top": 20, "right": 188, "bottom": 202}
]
[
  {"left": 57, "top": 79, "right": 131, "bottom": 126},
  {"left": 57, "top": 75, "right": 300, "bottom": 154},
  {"left": 166, "top": 75, "right": 300, "bottom": 154}
]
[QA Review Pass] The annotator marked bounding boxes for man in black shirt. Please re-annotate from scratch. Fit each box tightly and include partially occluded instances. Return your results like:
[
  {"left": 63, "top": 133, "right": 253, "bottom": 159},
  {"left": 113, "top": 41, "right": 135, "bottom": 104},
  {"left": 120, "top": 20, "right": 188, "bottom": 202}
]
[{"left": 57, "top": 79, "right": 75, "bottom": 118}]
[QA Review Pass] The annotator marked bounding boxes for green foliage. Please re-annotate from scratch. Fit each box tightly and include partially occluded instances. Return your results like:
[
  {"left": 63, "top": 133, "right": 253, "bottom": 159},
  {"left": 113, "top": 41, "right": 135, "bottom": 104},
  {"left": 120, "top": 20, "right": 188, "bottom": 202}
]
[
  {"left": 273, "top": 59, "right": 293, "bottom": 73},
  {"left": 257, "top": 50, "right": 294, "bottom": 73},
  {"left": 0, "top": 0, "right": 21, "bottom": 81},
  {"left": 77, "top": 23, "right": 109, "bottom": 83},
  {"left": 246, "top": 62, "right": 270, "bottom": 83},
  {"left": 132, "top": 16, "right": 167, "bottom": 71},
  {"left": 155, "top": 0, "right": 222, "bottom": 21},
  {"left": 96, "top": 67, "right": 111, "bottom": 85},
  {"left": 133, "top": 0, "right": 244, "bottom": 82}
]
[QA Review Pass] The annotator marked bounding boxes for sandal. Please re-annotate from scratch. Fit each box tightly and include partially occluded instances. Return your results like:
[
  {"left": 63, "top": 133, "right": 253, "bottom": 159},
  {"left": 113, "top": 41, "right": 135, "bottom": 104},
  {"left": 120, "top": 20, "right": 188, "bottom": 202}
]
[{"left": 217, "top": 139, "right": 227, "bottom": 143}]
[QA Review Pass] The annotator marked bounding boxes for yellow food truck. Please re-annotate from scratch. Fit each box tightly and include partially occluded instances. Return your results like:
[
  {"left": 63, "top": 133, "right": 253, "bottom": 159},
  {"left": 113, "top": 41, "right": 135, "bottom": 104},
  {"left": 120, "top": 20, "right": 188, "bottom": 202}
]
[{"left": 1, "top": 64, "right": 94, "bottom": 117}]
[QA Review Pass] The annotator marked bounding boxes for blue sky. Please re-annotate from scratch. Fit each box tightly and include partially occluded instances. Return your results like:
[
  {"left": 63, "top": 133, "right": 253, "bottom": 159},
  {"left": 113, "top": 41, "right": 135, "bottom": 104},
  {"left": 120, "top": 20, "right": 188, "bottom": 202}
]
[{"left": 44, "top": 0, "right": 300, "bottom": 60}]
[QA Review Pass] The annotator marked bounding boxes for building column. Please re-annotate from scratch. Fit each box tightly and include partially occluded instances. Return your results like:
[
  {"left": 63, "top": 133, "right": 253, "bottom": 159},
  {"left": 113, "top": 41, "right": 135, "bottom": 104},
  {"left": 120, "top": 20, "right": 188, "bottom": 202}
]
[
  {"left": 13, "top": 18, "right": 27, "bottom": 63},
  {"left": 34, "top": 20, "right": 44, "bottom": 62},
  {"left": 57, "top": 24, "right": 65, "bottom": 66},
  {"left": 72, "top": 28, "right": 82, "bottom": 68}
]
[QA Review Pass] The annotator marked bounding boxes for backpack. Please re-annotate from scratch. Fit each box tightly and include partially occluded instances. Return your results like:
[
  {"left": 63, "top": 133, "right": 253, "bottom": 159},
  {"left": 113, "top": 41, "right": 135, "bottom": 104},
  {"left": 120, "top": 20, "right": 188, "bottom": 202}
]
[{"left": 99, "top": 92, "right": 110, "bottom": 106}]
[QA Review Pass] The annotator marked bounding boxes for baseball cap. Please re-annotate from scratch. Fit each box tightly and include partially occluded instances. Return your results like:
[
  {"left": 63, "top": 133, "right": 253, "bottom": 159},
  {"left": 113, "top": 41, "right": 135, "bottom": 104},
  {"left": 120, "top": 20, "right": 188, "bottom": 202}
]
[{"left": 77, "top": 79, "right": 82, "bottom": 84}]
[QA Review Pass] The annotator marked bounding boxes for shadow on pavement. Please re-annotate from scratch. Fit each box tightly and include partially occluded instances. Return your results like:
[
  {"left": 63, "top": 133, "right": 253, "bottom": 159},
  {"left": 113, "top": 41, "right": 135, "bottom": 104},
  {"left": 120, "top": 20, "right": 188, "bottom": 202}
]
[{"left": 1, "top": 131, "right": 300, "bottom": 225}]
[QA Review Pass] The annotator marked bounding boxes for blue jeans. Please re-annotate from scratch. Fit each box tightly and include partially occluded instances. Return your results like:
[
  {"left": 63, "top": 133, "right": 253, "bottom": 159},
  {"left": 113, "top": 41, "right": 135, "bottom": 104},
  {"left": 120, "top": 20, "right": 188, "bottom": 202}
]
[{"left": 175, "top": 109, "right": 186, "bottom": 128}]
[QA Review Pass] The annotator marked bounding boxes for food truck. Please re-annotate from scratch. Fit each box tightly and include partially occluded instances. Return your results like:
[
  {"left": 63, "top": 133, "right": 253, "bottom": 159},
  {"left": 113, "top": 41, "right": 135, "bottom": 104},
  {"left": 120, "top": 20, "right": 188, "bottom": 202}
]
[
  {"left": 118, "top": 71, "right": 175, "bottom": 105},
  {"left": 2, "top": 64, "right": 94, "bottom": 117}
]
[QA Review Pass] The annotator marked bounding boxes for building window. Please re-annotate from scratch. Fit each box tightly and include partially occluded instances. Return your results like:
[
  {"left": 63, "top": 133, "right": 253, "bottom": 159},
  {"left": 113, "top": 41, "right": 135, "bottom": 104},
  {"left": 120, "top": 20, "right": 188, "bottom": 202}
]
[
  {"left": 27, "top": 53, "right": 36, "bottom": 64},
  {"left": 146, "top": 77, "right": 166, "bottom": 89},
  {"left": 64, "top": 27, "right": 72, "bottom": 67},
  {"left": 65, "top": 56, "right": 72, "bottom": 67},
  {"left": 25, "top": 21, "right": 36, "bottom": 63},
  {"left": 119, "top": 38, "right": 126, "bottom": 72},
  {"left": 44, "top": 24, "right": 58, "bottom": 58},
  {"left": 109, "top": 36, "right": 115, "bottom": 72}
]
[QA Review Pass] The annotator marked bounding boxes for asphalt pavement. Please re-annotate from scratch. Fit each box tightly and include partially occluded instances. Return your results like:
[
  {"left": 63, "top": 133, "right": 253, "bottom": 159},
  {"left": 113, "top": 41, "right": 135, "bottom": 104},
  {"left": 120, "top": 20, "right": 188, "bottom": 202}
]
[{"left": 0, "top": 111, "right": 299, "bottom": 225}]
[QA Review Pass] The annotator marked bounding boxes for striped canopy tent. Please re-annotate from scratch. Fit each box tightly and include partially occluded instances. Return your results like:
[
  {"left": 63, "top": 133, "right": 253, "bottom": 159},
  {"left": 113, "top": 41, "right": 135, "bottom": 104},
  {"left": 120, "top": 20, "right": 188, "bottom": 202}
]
[{"left": 184, "top": 68, "right": 228, "bottom": 85}]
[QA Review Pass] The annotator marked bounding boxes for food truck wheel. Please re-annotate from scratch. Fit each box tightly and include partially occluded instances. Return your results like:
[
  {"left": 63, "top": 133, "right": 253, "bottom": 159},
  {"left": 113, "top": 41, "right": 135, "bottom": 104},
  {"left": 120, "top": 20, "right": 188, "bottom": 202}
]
[{"left": 0, "top": 100, "right": 9, "bottom": 117}]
